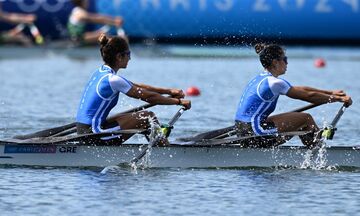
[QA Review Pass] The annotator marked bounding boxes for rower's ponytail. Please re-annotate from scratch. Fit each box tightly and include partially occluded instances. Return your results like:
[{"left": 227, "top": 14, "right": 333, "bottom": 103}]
[
  {"left": 98, "top": 33, "right": 129, "bottom": 67},
  {"left": 255, "top": 43, "right": 266, "bottom": 55},
  {"left": 98, "top": 33, "right": 109, "bottom": 47},
  {"left": 255, "top": 43, "right": 284, "bottom": 69}
]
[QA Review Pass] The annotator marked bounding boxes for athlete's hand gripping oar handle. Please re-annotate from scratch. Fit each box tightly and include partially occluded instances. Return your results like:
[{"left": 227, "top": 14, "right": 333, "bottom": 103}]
[
  {"left": 130, "top": 108, "right": 186, "bottom": 165},
  {"left": 322, "top": 103, "right": 347, "bottom": 140}
]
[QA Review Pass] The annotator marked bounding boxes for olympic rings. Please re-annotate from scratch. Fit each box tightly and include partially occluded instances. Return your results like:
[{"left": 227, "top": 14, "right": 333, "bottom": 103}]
[{"left": 8, "top": 0, "right": 69, "bottom": 13}]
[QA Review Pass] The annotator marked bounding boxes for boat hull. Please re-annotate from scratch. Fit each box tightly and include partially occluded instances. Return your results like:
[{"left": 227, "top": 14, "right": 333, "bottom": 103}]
[{"left": 1, "top": 143, "right": 360, "bottom": 168}]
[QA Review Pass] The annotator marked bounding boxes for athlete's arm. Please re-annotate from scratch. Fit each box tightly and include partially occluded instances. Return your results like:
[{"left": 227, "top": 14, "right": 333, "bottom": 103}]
[
  {"left": 126, "top": 86, "right": 191, "bottom": 110},
  {"left": 298, "top": 86, "right": 346, "bottom": 96},
  {"left": 132, "top": 82, "right": 185, "bottom": 99},
  {"left": 0, "top": 12, "right": 35, "bottom": 24},
  {"left": 113, "top": 76, "right": 190, "bottom": 109},
  {"left": 287, "top": 86, "right": 352, "bottom": 106},
  {"left": 80, "top": 12, "right": 123, "bottom": 27}
]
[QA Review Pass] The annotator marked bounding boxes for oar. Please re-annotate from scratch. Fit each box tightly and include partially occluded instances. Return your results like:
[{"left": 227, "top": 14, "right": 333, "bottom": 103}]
[
  {"left": 13, "top": 122, "right": 77, "bottom": 140},
  {"left": 176, "top": 126, "right": 235, "bottom": 142},
  {"left": 219, "top": 102, "right": 324, "bottom": 139},
  {"left": 178, "top": 103, "right": 323, "bottom": 142},
  {"left": 321, "top": 103, "right": 347, "bottom": 140},
  {"left": 130, "top": 108, "right": 186, "bottom": 165},
  {"left": 288, "top": 103, "right": 322, "bottom": 113},
  {"left": 194, "top": 103, "right": 348, "bottom": 146},
  {"left": 193, "top": 131, "right": 312, "bottom": 147},
  {"left": 13, "top": 129, "right": 148, "bottom": 144},
  {"left": 13, "top": 102, "right": 159, "bottom": 140}
]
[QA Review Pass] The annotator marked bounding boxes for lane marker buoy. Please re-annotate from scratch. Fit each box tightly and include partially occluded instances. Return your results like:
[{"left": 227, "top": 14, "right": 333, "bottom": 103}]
[
  {"left": 314, "top": 58, "right": 326, "bottom": 68},
  {"left": 186, "top": 86, "right": 201, "bottom": 96}
]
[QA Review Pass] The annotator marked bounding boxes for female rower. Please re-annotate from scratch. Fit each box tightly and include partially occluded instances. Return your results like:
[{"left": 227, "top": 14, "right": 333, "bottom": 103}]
[
  {"left": 76, "top": 34, "right": 191, "bottom": 144},
  {"left": 234, "top": 43, "right": 352, "bottom": 147},
  {"left": 68, "top": 0, "right": 126, "bottom": 44}
]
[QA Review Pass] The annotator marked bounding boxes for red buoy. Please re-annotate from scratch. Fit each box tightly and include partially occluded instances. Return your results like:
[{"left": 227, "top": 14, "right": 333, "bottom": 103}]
[
  {"left": 314, "top": 58, "right": 326, "bottom": 68},
  {"left": 186, "top": 86, "right": 201, "bottom": 96}
]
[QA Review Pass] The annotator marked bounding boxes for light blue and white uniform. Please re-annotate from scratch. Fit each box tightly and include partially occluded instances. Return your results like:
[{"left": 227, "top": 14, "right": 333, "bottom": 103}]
[
  {"left": 76, "top": 65, "right": 133, "bottom": 133},
  {"left": 235, "top": 71, "right": 292, "bottom": 135}
]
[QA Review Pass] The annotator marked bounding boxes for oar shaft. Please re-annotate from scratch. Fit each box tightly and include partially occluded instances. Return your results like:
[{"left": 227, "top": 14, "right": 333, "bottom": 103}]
[
  {"left": 320, "top": 103, "right": 348, "bottom": 140},
  {"left": 168, "top": 108, "right": 185, "bottom": 126},
  {"left": 121, "top": 103, "right": 155, "bottom": 114},
  {"left": 289, "top": 103, "right": 322, "bottom": 113},
  {"left": 131, "top": 108, "right": 186, "bottom": 164},
  {"left": 330, "top": 105, "right": 346, "bottom": 127}
]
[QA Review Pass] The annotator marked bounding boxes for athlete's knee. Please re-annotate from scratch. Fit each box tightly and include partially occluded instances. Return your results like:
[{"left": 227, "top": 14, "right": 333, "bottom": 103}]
[
  {"left": 133, "top": 111, "right": 157, "bottom": 127},
  {"left": 137, "top": 110, "right": 155, "bottom": 119},
  {"left": 301, "top": 112, "right": 313, "bottom": 122},
  {"left": 302, "top": 113, "right": 318, "bottom": 130}
]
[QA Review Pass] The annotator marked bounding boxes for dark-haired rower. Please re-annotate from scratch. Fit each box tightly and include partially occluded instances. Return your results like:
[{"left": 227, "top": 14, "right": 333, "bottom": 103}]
[
  {"left": 234, "top": 44, "right": 352, "bottom": 147},
  {"left": 76, "top": 34, "right": 191, "bottom": 143}
]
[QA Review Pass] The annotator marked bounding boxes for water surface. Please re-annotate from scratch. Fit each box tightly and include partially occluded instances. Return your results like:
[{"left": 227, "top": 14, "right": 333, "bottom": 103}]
[{"left": 0, "top": 46, "right": 359, "bottom": 215}]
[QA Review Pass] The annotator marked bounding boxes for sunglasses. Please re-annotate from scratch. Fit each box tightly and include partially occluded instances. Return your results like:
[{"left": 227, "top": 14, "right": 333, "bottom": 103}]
[
  {"left": 120, "top": 51, "right": 131, "bottom": 59},
  {"left": 282, "top": 56, "right": 288, "bottom": 64}
]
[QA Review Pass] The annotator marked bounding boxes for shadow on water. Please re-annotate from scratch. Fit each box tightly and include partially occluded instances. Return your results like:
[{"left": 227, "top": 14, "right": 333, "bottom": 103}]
[{"left": 2, "top": 164, "right": 359, "bottom": 173}]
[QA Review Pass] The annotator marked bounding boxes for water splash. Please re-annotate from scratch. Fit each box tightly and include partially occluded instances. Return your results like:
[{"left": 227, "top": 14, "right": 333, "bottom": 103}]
[
  {"left": 100, "top": 114, "right": 163, "bottom": 174},
  {"left": 100, "top": 165, "right": 122, "bottom": 174},
  {"left": 300, "top": 139, "right": 332, "bottom": 170},
  {"left": 314, "top": 141, "right": 328, "bottom": 168}
]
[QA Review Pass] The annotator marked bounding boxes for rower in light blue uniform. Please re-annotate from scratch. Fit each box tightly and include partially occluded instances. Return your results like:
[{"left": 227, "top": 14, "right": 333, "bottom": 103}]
[
  {"left": 76, "top": 65, "right": 132, "bottom": 133},
  {"left": 234, "top": 43, "right": 352, "bottom": 148},
  {"left": 75, "top": 34, "right": 191, "bottom": 145},
  {"left": 235, "top": 71, "right": 292, "bottom": 135}
]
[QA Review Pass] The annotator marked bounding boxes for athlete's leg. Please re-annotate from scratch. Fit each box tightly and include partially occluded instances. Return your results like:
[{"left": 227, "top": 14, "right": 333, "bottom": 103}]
[
  {"left": 108, "top": 110, "right": 157, "bottom": 142},
  {"left": 83, "top": 31, "right": 103, "bottom": 44},
  {"left": 268, "top": 112, "right": 320, "bottom": 147},
  {"left": 83, "top": 28, "right": 128, "bottom": 44},
  {"left": 83, "top": 27, "right": 114, "bottom": 44},
  {"left": 2, "top": 31, "right": 32, "bottom": 46}
]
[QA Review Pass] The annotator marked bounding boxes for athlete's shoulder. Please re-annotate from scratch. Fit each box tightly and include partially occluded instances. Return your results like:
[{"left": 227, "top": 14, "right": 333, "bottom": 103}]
[
  {"left": 109, "top": 74, "right": 131, "bottom": 84},
  {"left": 267, "top": 76, "right": 292, "bottom": 95},
  {"left": 108, "top": 74, "right": 133, "bottom": 93},
  {"left": 98, "top": 65, "right": 113, "bottom": 73},
  {"left": 268, "top": 76, "right": 292, "bottom": 86}
]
